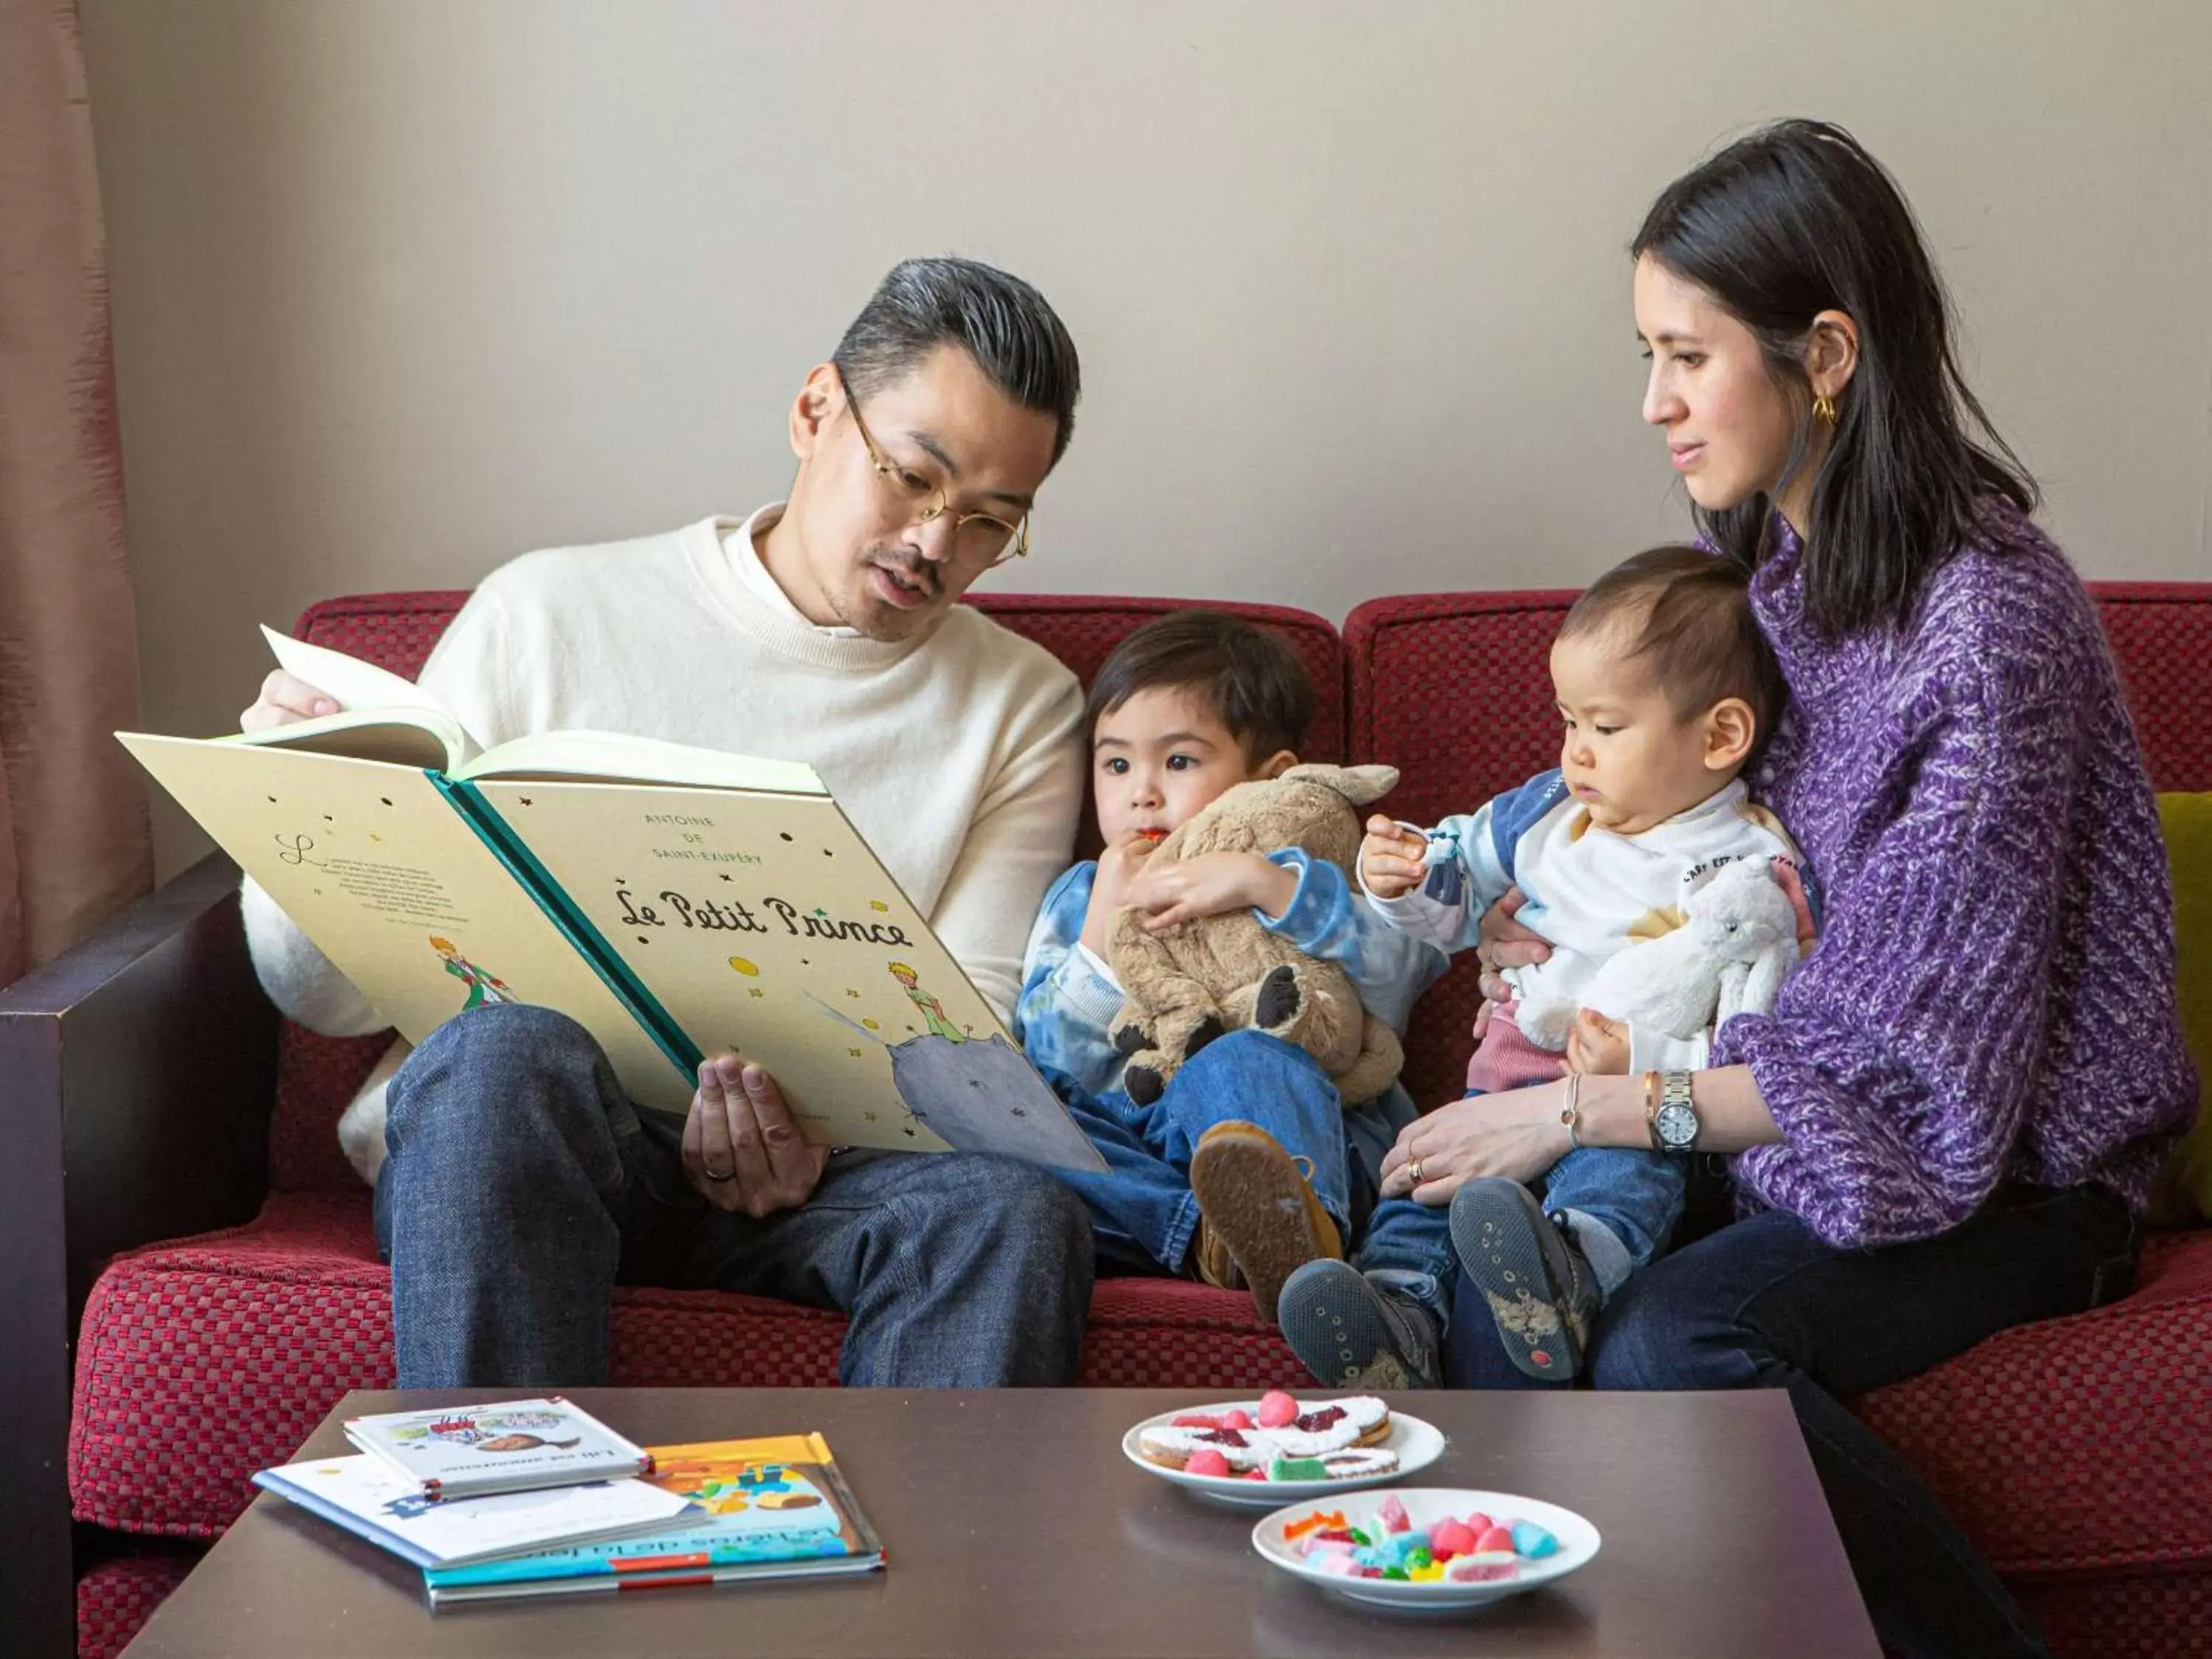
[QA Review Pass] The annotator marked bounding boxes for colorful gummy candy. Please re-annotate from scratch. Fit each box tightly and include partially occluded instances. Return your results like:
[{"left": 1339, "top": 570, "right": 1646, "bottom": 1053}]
[
  {"left": 1289, "top": 1505, "right": 1560, "bottom": 1583},
  {"left": 1512, "top": 1520, "right": 1561, "bottom": 1559},
  {"left": 1283, "top": 1509, "right": 1347, "bottom": 1542}
]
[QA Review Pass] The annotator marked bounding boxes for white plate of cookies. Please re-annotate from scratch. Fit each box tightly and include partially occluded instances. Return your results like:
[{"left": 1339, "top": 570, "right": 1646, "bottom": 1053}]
[{"left": 1121, "top": 1390, "right": 1443, "bottom": 1509}]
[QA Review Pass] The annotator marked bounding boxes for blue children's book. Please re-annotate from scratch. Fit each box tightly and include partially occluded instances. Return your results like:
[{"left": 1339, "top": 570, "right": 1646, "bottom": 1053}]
[{"left": 421, "top": 1433, "right": 886, "bottom": 1606}]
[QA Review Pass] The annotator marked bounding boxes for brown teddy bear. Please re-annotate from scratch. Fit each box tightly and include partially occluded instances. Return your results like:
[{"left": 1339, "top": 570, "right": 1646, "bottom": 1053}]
[{"left": 1108, "top": 762, "right": 1405, "bottom": 1107}]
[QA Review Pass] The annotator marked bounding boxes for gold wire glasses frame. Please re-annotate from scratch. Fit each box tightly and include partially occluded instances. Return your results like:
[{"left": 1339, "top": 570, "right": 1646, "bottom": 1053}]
[{"left": 835, "top": 369, "right": 1031, "bottom": 566}]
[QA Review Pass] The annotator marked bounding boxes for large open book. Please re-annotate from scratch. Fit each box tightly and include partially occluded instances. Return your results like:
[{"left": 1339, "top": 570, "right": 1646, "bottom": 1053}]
[{"left": 119, "top": 628, "right": 1103, "bottom": 1170}]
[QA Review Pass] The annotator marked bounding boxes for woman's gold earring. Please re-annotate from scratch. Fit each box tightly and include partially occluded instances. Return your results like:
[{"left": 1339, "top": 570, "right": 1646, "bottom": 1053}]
[{"left": 1812, "top": 393, "right": 1838, "bottom": 425}]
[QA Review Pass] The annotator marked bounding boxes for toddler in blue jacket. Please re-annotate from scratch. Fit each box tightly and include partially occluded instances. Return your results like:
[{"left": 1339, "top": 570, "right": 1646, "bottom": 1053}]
[{"left": 1013, "top": 611, "right": 1453, "bottom": 1386}]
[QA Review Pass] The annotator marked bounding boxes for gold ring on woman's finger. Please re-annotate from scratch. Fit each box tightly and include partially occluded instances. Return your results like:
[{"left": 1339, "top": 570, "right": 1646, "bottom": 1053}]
[
  {"left": 1407, "top": 1157, "right": 1425, "bottom": 1186},
  {"left": 703, "top": 1166, "right": 737, "bottom": 1182}
]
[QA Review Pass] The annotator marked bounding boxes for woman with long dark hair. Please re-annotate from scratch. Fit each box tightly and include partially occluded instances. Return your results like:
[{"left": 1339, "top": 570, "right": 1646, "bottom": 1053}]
[{"left": 1380, "top": 121, "right": 2197, "bottom": 1655}]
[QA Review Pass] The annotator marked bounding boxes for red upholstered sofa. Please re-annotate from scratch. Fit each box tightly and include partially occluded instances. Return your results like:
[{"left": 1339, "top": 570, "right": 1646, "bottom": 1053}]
[{"left": 7, "top": 585, "right": 2208, "bottom": 1659}]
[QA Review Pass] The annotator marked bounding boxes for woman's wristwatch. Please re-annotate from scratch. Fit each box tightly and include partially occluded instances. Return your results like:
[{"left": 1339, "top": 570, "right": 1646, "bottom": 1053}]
[{"left": 1643, "top": 1070, "right": 1700, "bottom": 1155}]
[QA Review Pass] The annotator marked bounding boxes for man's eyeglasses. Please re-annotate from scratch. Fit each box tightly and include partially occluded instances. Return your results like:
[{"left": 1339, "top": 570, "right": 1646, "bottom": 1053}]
[{"left": 837, "top": 369, "right": 1030, "bottom": 567}]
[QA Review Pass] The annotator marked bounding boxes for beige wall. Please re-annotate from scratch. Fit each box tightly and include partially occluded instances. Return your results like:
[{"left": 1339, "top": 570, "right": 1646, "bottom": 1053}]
[{"left": 80, "top": 1, "right": 2212, "bottom": 874}]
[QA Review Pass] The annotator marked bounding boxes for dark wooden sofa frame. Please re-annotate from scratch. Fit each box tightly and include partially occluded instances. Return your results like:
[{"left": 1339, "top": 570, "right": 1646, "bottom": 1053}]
[{"left": 1, "top": 855, "right": 274, "bottom": 1659}]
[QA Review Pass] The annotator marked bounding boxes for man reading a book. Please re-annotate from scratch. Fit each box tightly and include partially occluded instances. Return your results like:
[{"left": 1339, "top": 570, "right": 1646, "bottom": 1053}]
[{"left": 238, "top": 257, "right": 1096, "bottom": 1389}]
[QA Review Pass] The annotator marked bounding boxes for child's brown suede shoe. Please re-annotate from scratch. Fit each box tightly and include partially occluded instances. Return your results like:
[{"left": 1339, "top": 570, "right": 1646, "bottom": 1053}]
[{"left": 1188, "top": 1120, "right": 1343, "bottom": 1324}]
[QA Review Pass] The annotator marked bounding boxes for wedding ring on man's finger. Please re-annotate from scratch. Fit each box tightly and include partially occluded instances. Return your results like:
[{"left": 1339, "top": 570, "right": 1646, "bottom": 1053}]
[
  {"left": 703, "top": 1166, "right": 737, "bottom": 1183},
  {"left": 1407, "top": 1157, "right": 1425, "bottom": 1187}
]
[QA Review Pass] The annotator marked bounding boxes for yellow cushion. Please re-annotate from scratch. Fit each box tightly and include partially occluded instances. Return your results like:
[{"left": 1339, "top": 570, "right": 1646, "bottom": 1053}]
[{"left": 2150, "top": 793, "right": 2212, "bottom": 1225}]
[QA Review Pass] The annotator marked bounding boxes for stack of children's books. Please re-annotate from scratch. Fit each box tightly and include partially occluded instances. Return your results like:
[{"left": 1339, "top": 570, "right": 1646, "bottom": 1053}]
[{"left": 252, "top": 1397, "right": 885, "bottom": 1607}]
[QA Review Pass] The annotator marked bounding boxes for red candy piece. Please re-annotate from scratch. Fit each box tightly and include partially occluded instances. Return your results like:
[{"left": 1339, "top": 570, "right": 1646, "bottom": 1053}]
[
  {"left": 1183, "top": 1449, "right": 1231, "bottom": 1478},
  {"left": 1462, "top": 1511, "right": 1494, "bottom": 1535},
  {"left": 1475, "top": 1526, "right": 1516, "bottom": 1555},
  {"left": 1257, "top": 1390, "right": 1299, "bottom": 1429},
  {"left": 1221, "top": 1408, "right": 1253, "bottom": 1430},
  {"left": 1377, "top": 1495, "right": 1411, "bottom": 1534},
  {"left": 1245, "top": 1468, "right": 1269, "bottom": 1481},
  {"left": 1170, "top": 1413, "right": 1224, "bottom": 1430},
  {"left": 1428, "top": 1517, "right": 1477, "bottom": 1558}
]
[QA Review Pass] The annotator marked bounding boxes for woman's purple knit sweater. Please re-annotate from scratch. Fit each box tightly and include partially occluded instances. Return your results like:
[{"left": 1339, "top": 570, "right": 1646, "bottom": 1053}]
[{"left": 1713, "top": 503, "right": 2198, "bottom": 1248}]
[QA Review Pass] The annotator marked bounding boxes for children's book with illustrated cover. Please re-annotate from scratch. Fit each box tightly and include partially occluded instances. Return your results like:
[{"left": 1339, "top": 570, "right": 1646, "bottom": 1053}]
[
  {"left": 249, "top": 1453, "right": 695, "bottom": 1570},
  {"left": 420, "top": 1433, "right": 886, "bottom": 1606},
  {"left": 344, "top": 1397, "right": 652, "bottom": 1500},
  {"left": 118, "top": 627, "right": 1103, "bottom": 1171}
]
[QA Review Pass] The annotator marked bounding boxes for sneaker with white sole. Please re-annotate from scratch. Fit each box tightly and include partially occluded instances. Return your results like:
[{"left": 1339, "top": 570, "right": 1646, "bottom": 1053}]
[
  {"left": 1276, "top": 1257, "right": 1441, "bottom": 1390},
  {"left": 1449, "top": 1177, "right": 1600, "bottom": 1381}
]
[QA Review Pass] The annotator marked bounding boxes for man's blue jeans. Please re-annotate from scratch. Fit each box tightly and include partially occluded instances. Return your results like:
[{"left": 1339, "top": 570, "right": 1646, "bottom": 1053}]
[
  {"left": 372, "top": 1004, "right": 1095, "bottom": 1388},
  {"left": 1445, "top": 1179, "right": 2139, "bottom": 1659},
  {"left": 1046, "top": 1029, "right": 1456, "bottom": 1322}
]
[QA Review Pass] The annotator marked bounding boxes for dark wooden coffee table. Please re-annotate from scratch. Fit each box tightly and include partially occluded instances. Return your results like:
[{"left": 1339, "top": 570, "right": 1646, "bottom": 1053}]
[{"left": 122, "top": 1386, "right": 1878, "bottom": 1657}]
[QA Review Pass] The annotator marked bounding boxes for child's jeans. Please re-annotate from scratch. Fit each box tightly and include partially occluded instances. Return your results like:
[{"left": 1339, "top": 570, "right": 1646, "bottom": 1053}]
[
  {"left": 1046, "top": 1029, "right": 1455, "bottom": 1324},
  {"left": 1466, "top": 1085, "right": 1686, "bottom": 1295}
]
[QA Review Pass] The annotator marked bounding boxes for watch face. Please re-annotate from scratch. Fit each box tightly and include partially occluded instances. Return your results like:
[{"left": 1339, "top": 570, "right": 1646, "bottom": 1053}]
[{"left": 1656, "top": 1101, "right": 1698, "bottom": 1150}]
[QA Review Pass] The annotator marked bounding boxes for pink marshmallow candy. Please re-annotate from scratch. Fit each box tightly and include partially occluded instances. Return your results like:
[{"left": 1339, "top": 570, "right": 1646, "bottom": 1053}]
[
  {"left": 1428, "top": 1517, "right": 1477, "bottom": 1558},
  {"left": 1450, "top": 1551, "right": 1521, "bottom": 1583},
  {"left": 1257, "top": 1390, "right": 1299, "bottom": 1429}
]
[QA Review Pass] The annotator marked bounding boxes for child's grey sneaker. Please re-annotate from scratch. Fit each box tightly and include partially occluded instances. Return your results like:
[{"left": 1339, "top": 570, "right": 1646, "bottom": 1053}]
[
  {"left": 1276, "top": 1258, "right": 1441, "bottom": 1390},
  {"left": 1449, "top": 1177, "right": 1600, "bottom": 1381}
]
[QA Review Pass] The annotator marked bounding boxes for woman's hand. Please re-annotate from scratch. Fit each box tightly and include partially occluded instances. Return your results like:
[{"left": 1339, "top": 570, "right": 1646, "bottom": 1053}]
[
  {"left": 1469, "top": 887, "right": 1554, "bottom": 1038},
  {"left": 1379, "top": 1084, "right": 1571, "bottom": 1204},
  {"left": 1475, "top": 886, "right": 1552, "bottom": 999}
]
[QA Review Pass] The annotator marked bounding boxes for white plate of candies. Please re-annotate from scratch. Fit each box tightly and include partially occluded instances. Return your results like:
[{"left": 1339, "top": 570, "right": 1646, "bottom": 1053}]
[
  {"left": 1121, "top": 1389, "right": 1444, "bottom": 1510},
  {"left": 1253, "top": 1487, "right": 1600, "bottom": 1611}
]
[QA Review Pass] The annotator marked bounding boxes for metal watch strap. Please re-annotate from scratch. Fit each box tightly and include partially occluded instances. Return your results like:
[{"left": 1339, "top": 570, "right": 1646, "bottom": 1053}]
[{"left": 1653, "top": 1070, "right": 1699, "bottom": 1155}]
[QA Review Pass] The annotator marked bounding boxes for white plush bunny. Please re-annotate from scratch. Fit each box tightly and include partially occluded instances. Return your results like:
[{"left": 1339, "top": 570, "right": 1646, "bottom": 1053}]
[{"left": 1515, "top": 857, "right": 1799, "bottom": 1051}]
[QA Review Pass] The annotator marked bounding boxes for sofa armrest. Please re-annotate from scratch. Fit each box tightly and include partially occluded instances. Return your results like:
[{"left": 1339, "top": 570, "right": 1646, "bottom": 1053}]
[
  {"left": 0, "top": 850, "right": 279, "bottom": 1658},
  {"left": 1, "top": 851, "right": 279, "bottom": 1302}
]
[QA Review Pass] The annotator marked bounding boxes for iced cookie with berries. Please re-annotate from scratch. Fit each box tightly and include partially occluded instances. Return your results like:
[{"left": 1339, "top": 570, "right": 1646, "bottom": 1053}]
[{"left": 1136, "top": 1391, "right": 1394, "bottom": 1477}]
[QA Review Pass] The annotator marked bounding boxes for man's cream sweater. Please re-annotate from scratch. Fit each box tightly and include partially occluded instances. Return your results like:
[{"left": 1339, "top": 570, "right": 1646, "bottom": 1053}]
[{"left": 242, "top": 509, "right": 1086, "bottom": 1175}]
